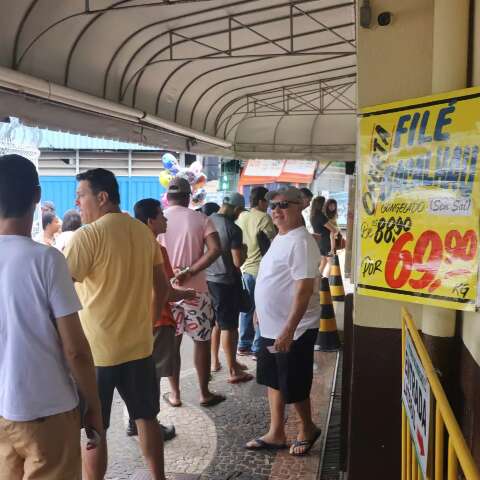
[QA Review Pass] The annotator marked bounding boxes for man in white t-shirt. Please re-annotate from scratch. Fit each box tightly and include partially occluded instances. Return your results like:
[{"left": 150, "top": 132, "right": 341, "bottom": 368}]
[
  {"left": 0, "top": 155, "right": 103, "bottom": 480},
  {"left": 245, "top": 186, "right": 322, "bottom": 457}
]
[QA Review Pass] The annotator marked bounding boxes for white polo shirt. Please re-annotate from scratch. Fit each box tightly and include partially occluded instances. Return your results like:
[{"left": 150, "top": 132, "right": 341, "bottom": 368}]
[
  {"left": 0, "top": 236, "right": 81, "bottom": 421},
  {"left": 255, "top": 226, "right": 321, "bottom": 340}
]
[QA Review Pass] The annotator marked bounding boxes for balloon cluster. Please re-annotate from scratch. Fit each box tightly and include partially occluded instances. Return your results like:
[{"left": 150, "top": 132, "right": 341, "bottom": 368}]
[{"left": 159, "top": 153, "right": 208, "bottom": 208}]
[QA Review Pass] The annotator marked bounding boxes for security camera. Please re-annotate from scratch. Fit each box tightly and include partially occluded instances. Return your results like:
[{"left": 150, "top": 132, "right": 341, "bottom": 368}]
[
  {"left": 378, "top": 12, "right": 392, "bottom": 26},
  {"left": 359, "top": 0, "right": 371, "bottom": 28}
]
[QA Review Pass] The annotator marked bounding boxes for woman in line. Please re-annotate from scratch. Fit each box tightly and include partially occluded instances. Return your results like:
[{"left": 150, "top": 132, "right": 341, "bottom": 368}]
[
  {"left": 35, "top": 211, "right": 61, "bottom": 246},
  {"left": 54, "top": 209, "right": 82, "bottom": 252},
  {"left": 310, "top": 197, "right": 341, "bottom": 277}
]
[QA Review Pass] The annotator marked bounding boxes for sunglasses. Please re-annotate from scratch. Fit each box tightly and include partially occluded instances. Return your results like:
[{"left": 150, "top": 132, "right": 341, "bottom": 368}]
[{"left": 269, "top": 201, "right": 299, "bottom": 210}]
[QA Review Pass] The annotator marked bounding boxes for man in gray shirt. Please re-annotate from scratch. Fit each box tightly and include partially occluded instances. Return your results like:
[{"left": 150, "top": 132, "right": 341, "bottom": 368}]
[{"left": 207, "top": 193, "right": 253, "bottom": 384}]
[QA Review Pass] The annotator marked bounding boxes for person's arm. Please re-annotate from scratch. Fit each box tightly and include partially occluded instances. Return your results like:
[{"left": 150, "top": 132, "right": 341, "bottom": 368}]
[
  {"left": 192, "top": 231, "right": 221, "bottom": 273},
  {"left": 160, "top": 246, "right": 196, "bottom": 301},
  {"left": 326, "top": 221, "right": 340, "bottom": 254},
  {"left": 64, "top": 229, "right": 94, "bottom": 283},
  {"left": 261, "top": 215, "right": 277, "bottom": 240},
  {"left": 231, "top": 224, "right": 245, "bottom": 269},
  {"left": 56, "top": 313, "right": 104, "bottom": 438},
  {"left": 274, "top": 278, "right": 315, "bottom": 352},
  {"left": 168, "top": 285, "right": 196, "bottom": 302},
  {"left": 232, "top": 246, "right": 245, "bottom": 269},
  {"left": 325, "top": 221, "right": 340, "bottom": 234},
  {"left": 152, "top": 264, "right": 170, "bottom": 323},
  {"left": 175, "top": 231, "right": 221, "bottom": 284}
]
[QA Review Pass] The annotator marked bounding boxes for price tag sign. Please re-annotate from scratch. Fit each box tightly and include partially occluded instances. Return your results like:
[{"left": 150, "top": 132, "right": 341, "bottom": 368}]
[{"left": 357, "top": 87, "right": 480, "bottom": 311}]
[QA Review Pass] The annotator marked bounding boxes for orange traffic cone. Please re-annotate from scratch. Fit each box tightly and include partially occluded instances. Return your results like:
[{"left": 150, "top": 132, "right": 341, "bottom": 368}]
[
  {"left": 315, "top": 277, "right": 341, "bottom": 351},
  {"left": 329, "top": 254, "right": 345, "bottom": 302}
]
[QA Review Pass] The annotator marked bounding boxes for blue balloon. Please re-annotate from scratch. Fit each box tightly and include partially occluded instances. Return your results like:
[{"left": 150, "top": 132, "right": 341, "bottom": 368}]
[
  {"left": 169, "top": 164, "right": 180, "bottom": 175},
  {"left": 162, "top": 153, "right": 177, "bottom": 170}
]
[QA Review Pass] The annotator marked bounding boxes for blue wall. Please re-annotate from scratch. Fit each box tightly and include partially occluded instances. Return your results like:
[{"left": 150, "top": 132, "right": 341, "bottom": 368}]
[{"left": 39, "top": 176, "right": 165, "bottom": 218}]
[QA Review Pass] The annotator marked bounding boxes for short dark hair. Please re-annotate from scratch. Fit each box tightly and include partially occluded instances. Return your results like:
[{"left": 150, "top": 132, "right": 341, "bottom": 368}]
[
  {"left": 62, "top": 209, "right": 82, "bottom": 232},
  {"left": 134, "top": 198, "right": 161, "bottom": 225},
  {"left": 167, "top": 192, "right": 190, "bottom": 206},
  {"left": 42, "top": 201, "right": 56, "bottom": 213},
  {"left": 250, "top": 186, "right": 268, "bottom": 207},
  {"left": 299, "top": 187, "right": 313, "bottom": 200},
  {"left": 42, "top": 212, "right": 56, "bottom": 230},
  {"left": 201, "top": 202, "right": 220, "bottom": 216},
  {"left": 76, "top": 168, "right": 120, "bottom": 205},
  {"left": 0, "top": 154, "right": 39, "bottom": 218}
]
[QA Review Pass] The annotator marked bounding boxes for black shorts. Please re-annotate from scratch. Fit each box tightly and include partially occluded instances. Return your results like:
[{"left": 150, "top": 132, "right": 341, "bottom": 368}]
[
  {"left": 96, "top": 356, "right": 160, "bottom": 429},
  {"left": 207, "top": 281, "right": 240, "bottom": 331},
  {"left": 316, "top": 236, "right": 331, "bottom": 256},
  {"left": 256, "top": 329, "right": 317, "bottom": 404}
]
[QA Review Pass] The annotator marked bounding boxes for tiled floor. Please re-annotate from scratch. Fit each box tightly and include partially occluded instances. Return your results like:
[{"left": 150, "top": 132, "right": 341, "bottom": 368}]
[{"left": 105, "top": 351, "right": 338, "bottom": 480}]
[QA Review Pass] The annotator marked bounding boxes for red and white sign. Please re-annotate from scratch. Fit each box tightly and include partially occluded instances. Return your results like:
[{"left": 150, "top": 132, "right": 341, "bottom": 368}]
[
  {"left": 240, "top": 159, "right": 317, "bottom": 185},
  {"left": 243, "top": 159, "right": 285, "bottom": 177}
]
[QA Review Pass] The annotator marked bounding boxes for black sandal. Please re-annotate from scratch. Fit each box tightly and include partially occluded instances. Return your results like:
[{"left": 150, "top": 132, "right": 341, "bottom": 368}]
[
  {"left": 289, "top": 429, "right": 322, "bottom": 456},
  {"left": 199, "top": 393, "right": 226, "bottom": 407},
  {"left": 245, "top": 438, "right": 287, "bottom": 450},
  {"left": 162, "top": 392, "right": 182, "bottom": 407}
]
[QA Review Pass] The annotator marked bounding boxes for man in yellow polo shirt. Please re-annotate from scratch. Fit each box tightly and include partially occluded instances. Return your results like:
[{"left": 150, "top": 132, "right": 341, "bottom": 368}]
[{"left": 65, "top": 168, "right": 169, "bottom": 480}]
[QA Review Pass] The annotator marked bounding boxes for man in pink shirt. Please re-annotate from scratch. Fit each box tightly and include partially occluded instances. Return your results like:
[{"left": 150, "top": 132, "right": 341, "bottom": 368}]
[{"left": 160, "top": 177, "right": 225, "bottom": 407}]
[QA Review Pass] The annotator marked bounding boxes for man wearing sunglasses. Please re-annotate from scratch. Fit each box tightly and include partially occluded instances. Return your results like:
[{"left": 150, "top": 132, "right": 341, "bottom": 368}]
[{"left": 246, "top": 186, "right": 322, "bottom": 457}]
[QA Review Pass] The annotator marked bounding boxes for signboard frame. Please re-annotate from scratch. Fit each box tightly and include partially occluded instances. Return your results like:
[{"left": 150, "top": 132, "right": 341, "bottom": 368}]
[{"left": 357, "top": 86, "right": 480, "bottom": 311}]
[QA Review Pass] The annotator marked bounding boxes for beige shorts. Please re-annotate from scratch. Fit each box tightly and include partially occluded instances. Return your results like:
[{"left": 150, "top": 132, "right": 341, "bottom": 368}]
[
  {"left": 0, "top": 408, "right": 81, "bottom": 480},
  {"left": 153, "top": 325, "right": 176, "bottom": 378}
]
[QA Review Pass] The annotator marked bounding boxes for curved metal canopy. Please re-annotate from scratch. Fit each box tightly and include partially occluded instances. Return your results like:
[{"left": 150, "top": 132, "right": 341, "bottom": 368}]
[{"left": 0, "top": 0, "right": 356, "bottom": 160}]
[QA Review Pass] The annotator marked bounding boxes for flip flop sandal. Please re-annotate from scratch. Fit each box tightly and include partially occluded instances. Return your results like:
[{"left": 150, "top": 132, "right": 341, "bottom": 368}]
[
  {"left": 162, "top": 392, "right": 182, "bottom": 408},
  {"left": 289, "top": 429, "right": 322, "bottom": 456},
  {"left": 245, "top": 438, "right": 287, "bottom": 451},
  {"left": 200, "top": 393, "right": 226, "bottom": 407},
  {"left": 211, "top": 364, "right": 223, "bottom": 372},
  {"left": 227, "top": 373, "right": 254, "bottom": 384}
]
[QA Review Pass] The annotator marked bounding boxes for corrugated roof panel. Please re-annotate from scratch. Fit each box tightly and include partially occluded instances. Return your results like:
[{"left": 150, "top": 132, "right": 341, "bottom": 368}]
[{"left": 38, "top": 128, "right": 159, "bottom": 151}]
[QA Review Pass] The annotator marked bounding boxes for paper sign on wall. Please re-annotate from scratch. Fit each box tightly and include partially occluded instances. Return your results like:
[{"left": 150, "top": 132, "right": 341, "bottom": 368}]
[
  {"left": 402, "top": 331, "right": 432, "bottom": 478},
  {"left": 357, "top": 86, "right": 480, "bottom": 310}
]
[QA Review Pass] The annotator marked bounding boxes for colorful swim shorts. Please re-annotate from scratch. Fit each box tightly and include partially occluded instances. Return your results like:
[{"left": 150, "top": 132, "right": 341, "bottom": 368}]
[{"left": 171, "top": 292, "right": 214, "bottom": 341}]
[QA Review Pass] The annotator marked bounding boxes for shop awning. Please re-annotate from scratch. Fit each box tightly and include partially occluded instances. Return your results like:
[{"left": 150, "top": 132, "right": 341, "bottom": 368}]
[{"left": 0, "top": 1, "right": 356, "bottom": 160}]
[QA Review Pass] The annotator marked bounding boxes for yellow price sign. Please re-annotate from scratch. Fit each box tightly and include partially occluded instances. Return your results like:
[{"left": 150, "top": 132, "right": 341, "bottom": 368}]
[{"left": 358, "top": 87, "right": 480, "bottom": 310}]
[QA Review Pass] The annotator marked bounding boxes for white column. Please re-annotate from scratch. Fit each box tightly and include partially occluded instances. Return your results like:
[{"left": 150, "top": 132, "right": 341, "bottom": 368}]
[
  {"left": 431, "top": 0, "right": 469, "bottom": 94},
  {"left": 422, "top": 0, "right": 470, "bottom": 337}
]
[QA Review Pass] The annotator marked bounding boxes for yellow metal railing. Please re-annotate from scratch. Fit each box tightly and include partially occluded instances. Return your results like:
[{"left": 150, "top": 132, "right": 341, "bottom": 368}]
[{"left": 401, "top": 308, "right": 480, "bottom": 480}]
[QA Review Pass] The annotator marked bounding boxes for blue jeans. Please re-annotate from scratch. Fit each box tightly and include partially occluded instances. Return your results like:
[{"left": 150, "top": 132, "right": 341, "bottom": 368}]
[{"left": 238, "top": 273, "right": 261, "bottom": 353}]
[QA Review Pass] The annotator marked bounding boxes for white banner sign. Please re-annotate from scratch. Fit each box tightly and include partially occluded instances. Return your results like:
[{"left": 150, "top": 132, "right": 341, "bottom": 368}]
[
  {"left": 243, "top": 159, "right": 284, "bottom": 177},
  {"left": 282, "top": 159, "right": 317, "bottom": 175},
  {"left": 402, "top": 331, "right": 431, "bottom": 478}
]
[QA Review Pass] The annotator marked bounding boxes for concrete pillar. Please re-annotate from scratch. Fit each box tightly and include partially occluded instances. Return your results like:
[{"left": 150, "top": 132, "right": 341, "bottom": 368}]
[
  {"left": 349, "top": 0, "right": 473, "bottom": 477},
  {"left": 474, "top": 0, "right": 480, "bottom": 85},
  {"left": 431, "top": 0, "right": 470, "bottom": 94},
  {"left": 422, "top": 0, "right": 469, "bottom": 383}
]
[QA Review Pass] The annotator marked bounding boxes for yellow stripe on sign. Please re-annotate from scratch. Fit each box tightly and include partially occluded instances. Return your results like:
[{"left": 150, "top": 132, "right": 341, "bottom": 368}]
[{"left": 320, "top": 318, "right": 337, "bottom": 332}]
